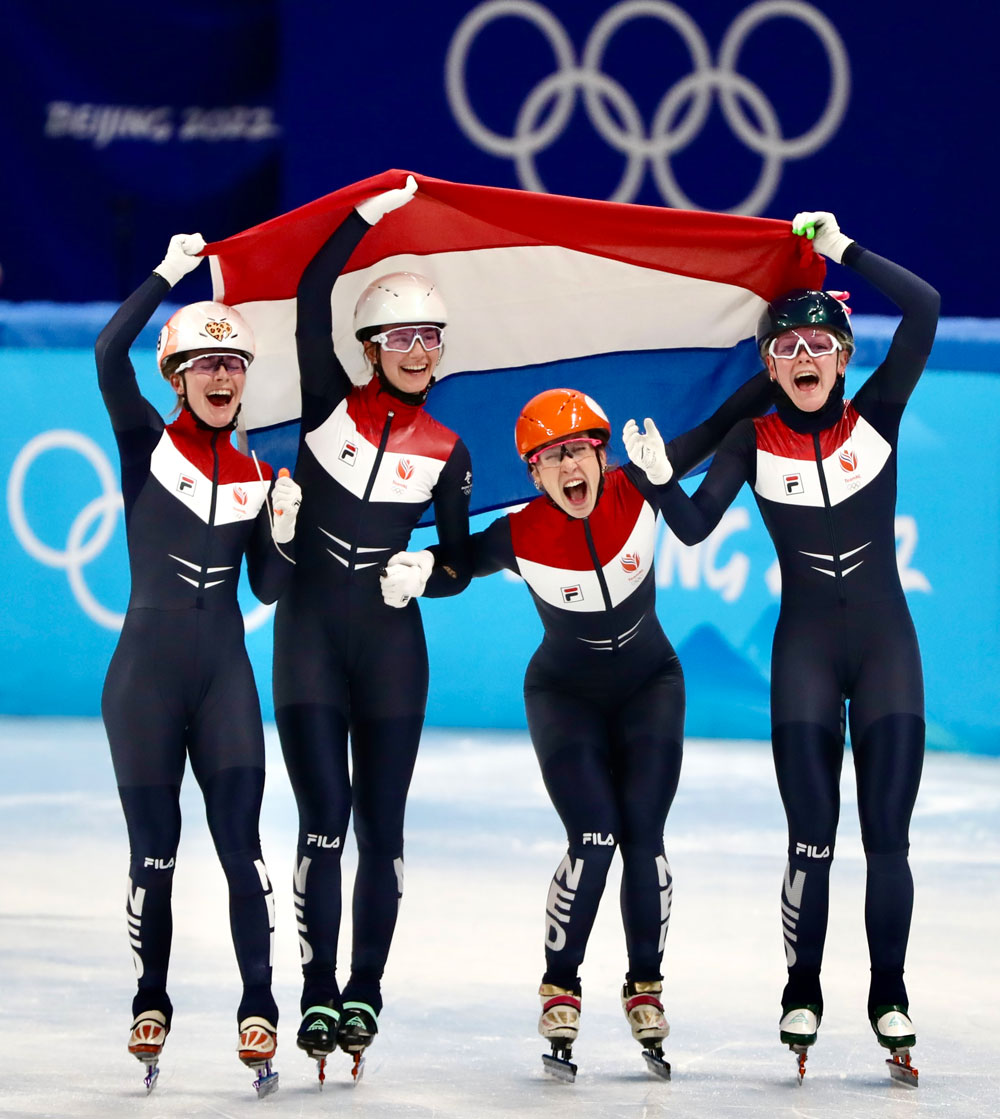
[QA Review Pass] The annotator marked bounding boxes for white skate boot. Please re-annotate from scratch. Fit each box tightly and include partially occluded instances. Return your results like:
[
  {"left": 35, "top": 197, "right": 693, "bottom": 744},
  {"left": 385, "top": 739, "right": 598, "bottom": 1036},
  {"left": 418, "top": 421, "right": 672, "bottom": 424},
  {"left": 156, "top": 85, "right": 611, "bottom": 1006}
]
[
  {"left": 779, "top": 1004, "right": 821, "bottom": 1084},
  {"left": 238, "top": 1016, "right": 279, "bottom": 1097},
  {"left": 871, "top": 1005, "right": 918, "bottom": 1087},
  {"left": 621, "top": 979, "right": 671, "bottom": 1080},
  {"left": 538, "top": 983, "right": 580, "bottom": 1082},
  {"left": 128, "top": 1010, "right": 168, "bottom": 1094}
]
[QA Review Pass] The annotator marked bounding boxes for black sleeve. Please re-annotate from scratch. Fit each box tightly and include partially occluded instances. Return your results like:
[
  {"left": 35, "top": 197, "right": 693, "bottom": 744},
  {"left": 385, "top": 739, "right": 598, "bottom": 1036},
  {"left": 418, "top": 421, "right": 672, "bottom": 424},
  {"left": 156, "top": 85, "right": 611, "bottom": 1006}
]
[
  {"left": 245, "top": 483, "right": 295, "bottom": 604},
  {"left": 94, "top": 273, "right": 170, "bottom": 435},
  {"left": 424, "top": 439, "right": 473, "bottom": 598},
  {"left": 665, "top": 369, "right": 772, "bottom": 476},
  {"left": 844, "top": 243, "right": 940, "bottom": 411},
  {"left": 296, "top": 210, "right": 374, "bottom": 430},
  {"left": 469, "top": 515, "right": 517, "bottom": 578},
  {"left": 656, "top": 421, "right": 755, "bottom": 545}
]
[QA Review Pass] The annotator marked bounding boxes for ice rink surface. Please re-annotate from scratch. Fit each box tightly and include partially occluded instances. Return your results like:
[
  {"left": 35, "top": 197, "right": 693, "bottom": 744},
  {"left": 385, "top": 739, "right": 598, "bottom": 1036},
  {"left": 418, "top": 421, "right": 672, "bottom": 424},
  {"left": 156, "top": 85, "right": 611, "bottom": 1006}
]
[{"left": 1, "top": 717, "right": 998, "bottom": 1119}]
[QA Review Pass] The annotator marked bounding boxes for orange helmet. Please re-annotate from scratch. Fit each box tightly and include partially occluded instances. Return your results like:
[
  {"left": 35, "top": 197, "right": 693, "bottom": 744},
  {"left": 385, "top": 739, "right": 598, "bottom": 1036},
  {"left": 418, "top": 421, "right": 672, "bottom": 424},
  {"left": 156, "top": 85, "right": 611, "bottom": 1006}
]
[{"left": 515, "top": 388, "right": 611, "bottom": 461}]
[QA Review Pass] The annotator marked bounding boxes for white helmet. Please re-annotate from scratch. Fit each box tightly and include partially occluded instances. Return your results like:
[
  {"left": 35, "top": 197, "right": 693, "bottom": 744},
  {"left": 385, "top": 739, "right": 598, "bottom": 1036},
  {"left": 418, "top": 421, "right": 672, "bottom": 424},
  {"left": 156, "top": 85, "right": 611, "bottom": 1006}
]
[
  {"left": 156, "top": 301, "right": 255, "bottom": 377},
  {"left": 353, "top": 272, "right": 447, "bottom": 340}
]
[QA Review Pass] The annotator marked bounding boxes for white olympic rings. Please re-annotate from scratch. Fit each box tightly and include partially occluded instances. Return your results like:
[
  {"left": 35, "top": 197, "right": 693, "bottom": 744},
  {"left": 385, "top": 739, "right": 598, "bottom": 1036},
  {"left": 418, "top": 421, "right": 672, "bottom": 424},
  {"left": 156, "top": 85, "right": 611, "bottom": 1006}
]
[
  {"left": 445, "top": 0, "right": 851, "bottom": 213},
  {"left": 7, "top": 429, "right": 273, "bottom": 632}
]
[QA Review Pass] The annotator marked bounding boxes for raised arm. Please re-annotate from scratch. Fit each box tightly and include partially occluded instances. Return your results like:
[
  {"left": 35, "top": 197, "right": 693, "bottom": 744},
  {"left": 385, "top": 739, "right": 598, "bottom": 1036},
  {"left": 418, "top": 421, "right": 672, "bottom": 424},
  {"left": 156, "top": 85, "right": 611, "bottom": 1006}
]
[
  {"left": 297, "top": 176, "right": 419, "bottom": 426},
  {"left": 622, "top": 416, "right": 753, "bottom": 544},
  {"left": 665, "top": 369, "right": 772, "bottom": 477},
  {"left": 792, "top": 211, "right": 940, "bottom": 409},
  {"left": 95, "top": 232, "right": 205, "bottom": 432}
]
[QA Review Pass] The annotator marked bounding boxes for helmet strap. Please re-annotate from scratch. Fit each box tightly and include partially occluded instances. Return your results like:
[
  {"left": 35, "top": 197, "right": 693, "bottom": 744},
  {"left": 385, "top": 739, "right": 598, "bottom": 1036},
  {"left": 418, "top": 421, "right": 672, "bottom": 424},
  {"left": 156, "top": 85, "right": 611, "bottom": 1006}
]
[
  {"left": 373, "top": 358, "right": 435, "bottom": 407},
  {"left": 176, "top": 372, "right": 241, "bottom": 432}
]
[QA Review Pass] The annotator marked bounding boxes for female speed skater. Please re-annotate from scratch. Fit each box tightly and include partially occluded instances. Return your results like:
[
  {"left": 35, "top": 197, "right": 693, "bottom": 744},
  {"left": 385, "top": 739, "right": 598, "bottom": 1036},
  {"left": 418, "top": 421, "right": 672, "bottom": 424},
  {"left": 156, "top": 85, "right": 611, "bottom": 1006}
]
[
  {"left": 386, "top": 376, "right": 772, "bottom": 1081},
  {"left": 627, "top": 210, "right": 939, "bottom": 1084},
  {"left": 95, "top": 233, "right": 302, "bottom": 1095},
  {"left": 272, "top": 176, "right": 473, "bottom": 1080}
]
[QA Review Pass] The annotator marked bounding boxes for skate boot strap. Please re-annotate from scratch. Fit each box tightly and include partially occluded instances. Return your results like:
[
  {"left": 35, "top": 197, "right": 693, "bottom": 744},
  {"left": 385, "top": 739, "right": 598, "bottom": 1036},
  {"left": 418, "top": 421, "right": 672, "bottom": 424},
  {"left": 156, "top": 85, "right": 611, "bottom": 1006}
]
[
  {"left": 623, "top": 993, "right": 664, "bottom": 1011},
  {"left": 238, "top": 1016, "right": 277, "bottom": 1063},
  {"left": 128, "top": 1010, "right": 169, "bottom": 1057},
  {"left": 541, "top": 993, "right": 582, "bottom": 1013}
]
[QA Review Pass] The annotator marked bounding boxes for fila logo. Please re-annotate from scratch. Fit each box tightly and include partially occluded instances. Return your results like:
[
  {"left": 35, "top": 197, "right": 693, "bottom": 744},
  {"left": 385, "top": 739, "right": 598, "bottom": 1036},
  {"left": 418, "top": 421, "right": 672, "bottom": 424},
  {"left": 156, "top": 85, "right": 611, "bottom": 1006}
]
[
  {"left": 839, "top": 448, "right": 858, "bottom": 472},
  {"left": 583, "top": 832, "right": 615, "bottom": 846},
  {"left": 561, "top": 584, "right": 583, "bottom": 603},
  {"left": 795, "top": 842, "right": 831, "bottom": 859},
  {"left": 177, "top": 474, "right": 196, "bottom": 495},
  {"left": 233, "top": 485, "right": 248, "bottom": 507},
  {"left": 620, "top": 552, "right": 640, "bottom": 573},
  {"left": 339, "top": 440, "right": 358, "bottom": 465},
  {"left": 143, "top": 857, "right": 175, "bottom": 869},
  {"left": 396, "top": 458, "right": 414, "bottom": 482},
  {"left": 783, "top": 472, "right": 804, "bottom": 496},
  {"left": 306, "top": 833, "right": 341, "bottom": 849}
]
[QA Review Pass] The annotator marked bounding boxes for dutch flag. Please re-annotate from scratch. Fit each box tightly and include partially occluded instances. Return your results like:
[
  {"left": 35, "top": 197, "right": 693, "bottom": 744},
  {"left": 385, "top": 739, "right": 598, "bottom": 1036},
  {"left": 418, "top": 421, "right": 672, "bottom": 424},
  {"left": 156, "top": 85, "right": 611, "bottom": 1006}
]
[{"left": 205, "top": 169, "right": 824, "bottom": 518}]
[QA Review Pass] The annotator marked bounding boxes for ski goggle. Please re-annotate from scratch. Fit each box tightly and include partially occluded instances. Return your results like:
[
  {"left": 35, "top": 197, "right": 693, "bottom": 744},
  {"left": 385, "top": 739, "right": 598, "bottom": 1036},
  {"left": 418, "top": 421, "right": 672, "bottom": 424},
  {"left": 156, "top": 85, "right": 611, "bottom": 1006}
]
[
  {"left": 528, "top": 437, "right": 604, "bottom": 468},
  {"left": 175, "top": 353, "right": 249, "bottom": 374},
  {"left": 369, "top": 325, "right": 444, "bottom": 353},
  {"left": 767, "top": 328, "right": 843, "bottom": 360}
]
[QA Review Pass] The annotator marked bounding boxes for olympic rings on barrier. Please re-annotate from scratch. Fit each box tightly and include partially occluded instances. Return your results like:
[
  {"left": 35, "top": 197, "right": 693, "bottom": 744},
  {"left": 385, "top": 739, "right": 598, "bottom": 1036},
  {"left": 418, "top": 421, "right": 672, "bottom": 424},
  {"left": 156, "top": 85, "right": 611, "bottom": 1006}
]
[
  {"left": 7, "top": 429, "right": 274, "bottom": 632},
  {"left": 445, "top": 0, "right": 850, "bottom": 213}
]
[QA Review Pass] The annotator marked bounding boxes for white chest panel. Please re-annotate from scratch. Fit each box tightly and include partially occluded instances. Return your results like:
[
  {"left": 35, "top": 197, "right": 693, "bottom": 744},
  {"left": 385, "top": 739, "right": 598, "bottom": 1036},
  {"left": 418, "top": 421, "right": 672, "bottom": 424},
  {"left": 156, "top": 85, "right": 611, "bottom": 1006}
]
[
  {"left": 754, "top": 415, "right": 892, "bottom": 509},
  {"left": 306, "top": 400, "right": 444, "bottom": 505},
  {"left": 150, "top": 432, "right": 268, "bottom": 525},
  {"left": 516, "top": 503, "right": 656, "bottom": 612}
]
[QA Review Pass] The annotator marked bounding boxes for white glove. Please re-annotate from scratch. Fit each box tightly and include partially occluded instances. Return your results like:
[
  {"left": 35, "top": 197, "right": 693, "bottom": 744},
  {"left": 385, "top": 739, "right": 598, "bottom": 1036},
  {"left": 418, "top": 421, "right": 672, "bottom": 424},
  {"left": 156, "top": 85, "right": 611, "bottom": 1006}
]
[
  {"left": 622, "top": 418, "right": 673, "bottom": 486},
  {"left": 791, "top": 211, "right": 854, "bottom": 265},
  {"left": 356, "top": 174, "right": 418, "bottom": 226},
  {"left": 153, "top": 233, "right": 206, "bottom": 286},
  {"left": 270, "top": 472, "right": 302, "bottom": 545},
  {"left": 380, "top": 549, "right": 433, "bottom": 608}
]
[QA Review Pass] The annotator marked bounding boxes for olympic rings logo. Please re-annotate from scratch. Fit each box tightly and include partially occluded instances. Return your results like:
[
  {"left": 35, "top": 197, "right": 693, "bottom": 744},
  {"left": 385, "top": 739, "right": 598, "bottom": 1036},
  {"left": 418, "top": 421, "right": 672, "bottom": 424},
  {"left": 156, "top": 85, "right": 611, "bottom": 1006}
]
[
  {"left": 445, "top": 0, "right": 850, "bottom": 214},
  {"left": 7, "top": 429, "right": 273, "bottom": 632}
]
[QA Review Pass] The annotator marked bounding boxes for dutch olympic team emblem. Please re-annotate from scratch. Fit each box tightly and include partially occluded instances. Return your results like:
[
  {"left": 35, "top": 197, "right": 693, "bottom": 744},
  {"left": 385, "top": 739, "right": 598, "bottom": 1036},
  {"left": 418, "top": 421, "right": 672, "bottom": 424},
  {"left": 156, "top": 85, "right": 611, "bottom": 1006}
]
[
  {"left": 446, "top": 0, "right": 851, "bottom": 213},
  {"left": 7, "top": 429, "right": 273, "bottom": 632}
]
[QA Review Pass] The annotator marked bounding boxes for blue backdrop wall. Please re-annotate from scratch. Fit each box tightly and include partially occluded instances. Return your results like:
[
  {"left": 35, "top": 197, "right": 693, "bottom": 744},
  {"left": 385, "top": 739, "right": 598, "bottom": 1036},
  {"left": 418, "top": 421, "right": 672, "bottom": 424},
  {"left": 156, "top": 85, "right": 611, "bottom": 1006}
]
[
  {"left": 0, "top": 0, "right": 993, "bottom": 314},
  {"left": 2, "top": 309, "right": 998, "bottom": 754}
]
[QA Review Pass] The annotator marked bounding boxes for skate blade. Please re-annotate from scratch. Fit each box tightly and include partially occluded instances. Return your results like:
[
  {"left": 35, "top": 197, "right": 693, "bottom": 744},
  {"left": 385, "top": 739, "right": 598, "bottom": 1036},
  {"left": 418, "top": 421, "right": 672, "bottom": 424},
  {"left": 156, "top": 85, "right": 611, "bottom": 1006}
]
[
  {"left": 542, "top": 1052, "right": 577, "bottom": 1082},
  {"left": 641, "top": 1049, "right": 671, "bottom": 1080},
  {"left": 789, "top": 1044, "right": 809, "bottom": 1085},
  {"left": 252, "top": 1064, "right": 279, "bottom": 1098},
  {"left": 351, "top": 1052, "right": 366, "bottom": 1084},
  {"left": 886, "top": 1052, "right": 918, "bottom": 1088},
  {"left": 142, "top": 1063, "right": 160, "bottom": 1094}
]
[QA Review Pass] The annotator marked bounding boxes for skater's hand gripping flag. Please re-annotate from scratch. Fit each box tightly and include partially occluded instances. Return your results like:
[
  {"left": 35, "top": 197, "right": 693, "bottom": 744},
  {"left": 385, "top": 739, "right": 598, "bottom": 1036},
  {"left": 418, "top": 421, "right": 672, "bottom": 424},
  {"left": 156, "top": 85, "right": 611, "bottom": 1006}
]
[
  {"left": 791, "top": 211, "right": 854, "bottom": 265},
  {"left": 154, "top": 232, "right": 206, "bottom": 287},
  {"left": 205, "top": 171, "right": 825, "bottom": 518},
  {"left": 622, "top": 418, "right": 673, "bottom": 486}
]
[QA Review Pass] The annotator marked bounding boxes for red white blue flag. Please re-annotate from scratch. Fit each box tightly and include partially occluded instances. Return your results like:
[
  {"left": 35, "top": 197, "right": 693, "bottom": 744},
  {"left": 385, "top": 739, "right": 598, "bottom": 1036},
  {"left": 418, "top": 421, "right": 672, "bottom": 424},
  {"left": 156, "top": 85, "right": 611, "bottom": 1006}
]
[{"left": 205, "top": 169, "right": 824, "bottom": 517}]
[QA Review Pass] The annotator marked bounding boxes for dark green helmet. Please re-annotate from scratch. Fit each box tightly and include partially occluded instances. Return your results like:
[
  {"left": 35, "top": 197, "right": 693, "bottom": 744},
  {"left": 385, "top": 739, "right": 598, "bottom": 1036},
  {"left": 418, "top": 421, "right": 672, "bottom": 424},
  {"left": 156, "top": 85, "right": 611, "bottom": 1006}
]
[{"left": 756, "top": 289, "right": 854, "bottom": 358}]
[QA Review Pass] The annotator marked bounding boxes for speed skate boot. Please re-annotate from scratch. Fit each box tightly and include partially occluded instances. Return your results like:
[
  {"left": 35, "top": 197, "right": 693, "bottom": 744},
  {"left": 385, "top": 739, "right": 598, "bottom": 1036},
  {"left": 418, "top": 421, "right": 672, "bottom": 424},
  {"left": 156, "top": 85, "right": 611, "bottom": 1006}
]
[
  {"left": 870, "top": 1005, "right": 918, "bottom": 1087},
  {"left": 238, "top": 1016, "right": 279, "bottom": 1097},
  {"left": 621, "top": 979, "right": 671, "bottom": 1080},
  {"left": 779, "top": 1005, "right": 821, "bottom": 1084},
  {"left": 538, "top": 983, "right": 581, "bottom": 1082},
  {"left": 297, "top": 1002, "right": 341, "bottom": 1087},
  {"left": 128, "top": 1010, "right": 169, "bottom": 1094},
  {"left": 337, "top": 1002, "right": 378, "bottom": 1083}
]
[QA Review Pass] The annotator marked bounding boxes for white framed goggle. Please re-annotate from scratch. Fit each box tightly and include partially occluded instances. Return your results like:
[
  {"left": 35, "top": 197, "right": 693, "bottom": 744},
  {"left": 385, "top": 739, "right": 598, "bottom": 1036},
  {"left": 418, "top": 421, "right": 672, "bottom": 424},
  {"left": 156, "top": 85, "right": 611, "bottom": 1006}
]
[
  {"left": 370, "top": 325, "right": 444, "bottom": 353},
  {"left": 175, "top": 352, "right": 249, "bottom": 374},
  {"left": 767, "top": 328, "right": 843, "bottom": 360}
]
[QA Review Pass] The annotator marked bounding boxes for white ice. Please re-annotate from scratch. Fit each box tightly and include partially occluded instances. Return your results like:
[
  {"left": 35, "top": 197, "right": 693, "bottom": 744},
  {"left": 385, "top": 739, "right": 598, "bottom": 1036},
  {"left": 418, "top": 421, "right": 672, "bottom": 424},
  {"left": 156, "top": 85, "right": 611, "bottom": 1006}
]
[{"left": 2, "top": 717, "right": 998, "bottom": 1118}]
